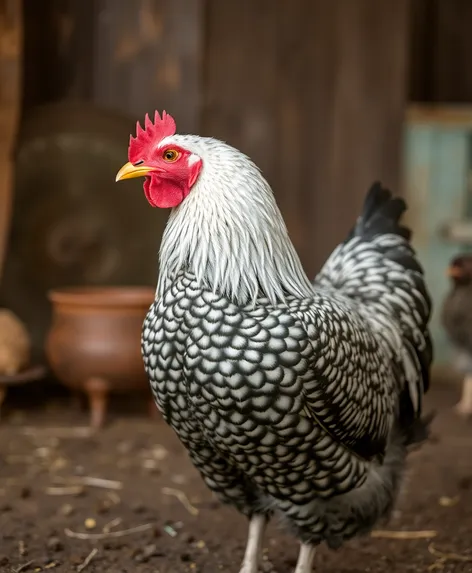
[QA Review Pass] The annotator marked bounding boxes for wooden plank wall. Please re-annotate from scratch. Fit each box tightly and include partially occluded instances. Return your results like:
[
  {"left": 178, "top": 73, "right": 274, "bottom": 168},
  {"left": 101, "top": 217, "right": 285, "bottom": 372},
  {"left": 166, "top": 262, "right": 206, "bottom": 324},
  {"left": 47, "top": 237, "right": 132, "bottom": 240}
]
[
  {"left": 19, "top": 0, "right": 410, "bottom": 276},
  {"left": 22, "top": 0, "right": 204, "bottom": 133},
  {"left": 22, "top": 0, "right": 95, "bottom": 107},
  {"left": 91, "top": 0, "right": 204, "bottom": 134},
  {"left": 0, "top": 0, "right": 22, "bottom": 283},
  {"left": 409, "top": 0, "right": 472, "bottom": 102},
  {"left": 203, "top": 0, "right": 410, "bottom": 275}
]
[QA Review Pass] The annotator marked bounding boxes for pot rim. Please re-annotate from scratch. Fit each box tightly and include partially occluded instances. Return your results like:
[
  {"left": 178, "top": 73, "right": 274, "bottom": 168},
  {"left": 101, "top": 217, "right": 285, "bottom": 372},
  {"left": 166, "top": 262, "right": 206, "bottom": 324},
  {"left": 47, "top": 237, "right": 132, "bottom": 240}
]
[{"left": 47, "top": 285, "right": 156, "bottom": 307}]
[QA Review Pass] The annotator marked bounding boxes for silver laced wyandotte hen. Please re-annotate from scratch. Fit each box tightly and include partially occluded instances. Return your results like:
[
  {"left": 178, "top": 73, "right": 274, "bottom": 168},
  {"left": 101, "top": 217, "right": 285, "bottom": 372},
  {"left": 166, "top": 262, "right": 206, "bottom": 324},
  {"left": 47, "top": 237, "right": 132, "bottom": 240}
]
[
  {"left": 442, "top": 253, "right": 472, "bottom": 417},
  {"left": 116, "top": 111, "right": 433, "bottom": 573}
]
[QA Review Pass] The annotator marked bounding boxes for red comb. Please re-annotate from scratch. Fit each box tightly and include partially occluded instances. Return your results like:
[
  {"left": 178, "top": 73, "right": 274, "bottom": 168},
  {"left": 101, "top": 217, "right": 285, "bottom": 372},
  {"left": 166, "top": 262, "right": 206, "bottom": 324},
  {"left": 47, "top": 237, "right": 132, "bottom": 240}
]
[{"left": 128, "top": 110, "right": 177, "bottom": 162}]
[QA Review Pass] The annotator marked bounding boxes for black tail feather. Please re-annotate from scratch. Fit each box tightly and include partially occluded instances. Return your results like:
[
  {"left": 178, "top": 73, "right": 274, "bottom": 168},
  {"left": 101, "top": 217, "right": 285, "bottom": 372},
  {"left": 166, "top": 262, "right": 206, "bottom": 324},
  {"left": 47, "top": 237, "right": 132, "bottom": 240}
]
[
  {"left": 349, "top": 181, "right": 434, "bottom": 414},
  {"left": 347, "top": 181, "right": 412, "bottom": 243},
  {"left": 318, "top": 180, "right": 434, "bottom": 419}
]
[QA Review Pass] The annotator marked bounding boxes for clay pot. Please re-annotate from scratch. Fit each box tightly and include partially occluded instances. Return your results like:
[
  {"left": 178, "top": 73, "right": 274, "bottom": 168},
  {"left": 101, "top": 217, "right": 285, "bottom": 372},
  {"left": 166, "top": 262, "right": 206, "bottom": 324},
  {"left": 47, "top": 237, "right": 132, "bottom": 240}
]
[{"left": 46, "top": 286, "right": 156, "bottom": 428}]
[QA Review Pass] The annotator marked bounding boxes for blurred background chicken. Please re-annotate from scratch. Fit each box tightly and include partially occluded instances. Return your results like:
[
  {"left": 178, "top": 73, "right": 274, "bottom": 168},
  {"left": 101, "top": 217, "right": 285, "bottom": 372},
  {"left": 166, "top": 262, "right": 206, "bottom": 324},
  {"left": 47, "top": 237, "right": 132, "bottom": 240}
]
[{"left": 442, "top": 254, "right": 472, "bottom": 417}]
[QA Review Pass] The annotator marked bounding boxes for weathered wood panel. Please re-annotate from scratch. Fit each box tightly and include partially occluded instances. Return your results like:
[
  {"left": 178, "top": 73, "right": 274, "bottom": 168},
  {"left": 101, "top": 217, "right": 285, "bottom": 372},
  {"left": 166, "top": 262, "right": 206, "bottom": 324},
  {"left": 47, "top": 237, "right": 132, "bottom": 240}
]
[
  {"left": 21, "top": 0, "right": 205, "bottom": 134},
  {"left": 203, "top": 0, "right": 410, "bottom": 276},
  {"left": 92, "top": 0, "right": 204, "bottom": 133},
  {"left": 0, "top": 0, "right": 22, "bottom": 283},
  {"left": 409, "top": 0, "right": 472, "bottom": 103},
  {"left": 17, "top": 0, "right": 410, "bottom": 279},
  {"left": 408, "top": 0, "right": 434, "bottom": 102},
  {"left": 430, "top": 0, "right": 472, "bottom": 102},
  {"left": 22, "top": 0, "right": 95, "bottom": 109},
  {"left": 315, "top": 0, "right": 410, "bottom": 270},
  {"left": 202, "top": 1, "right": 278, "bottom": 176}
]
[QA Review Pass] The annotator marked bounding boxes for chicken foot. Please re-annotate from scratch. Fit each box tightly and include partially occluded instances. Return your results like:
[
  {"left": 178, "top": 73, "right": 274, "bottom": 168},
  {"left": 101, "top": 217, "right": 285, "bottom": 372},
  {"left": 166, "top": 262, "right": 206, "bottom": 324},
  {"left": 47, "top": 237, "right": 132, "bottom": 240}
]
[
  {"left": 456, "top": 374, "right": 472, "bottom": 417},
  {"left": 293, "top": 543, "right": 316, "bottom": 573},
  {"left": 239, "top": 514, "right": 267, "bottom": 573}
]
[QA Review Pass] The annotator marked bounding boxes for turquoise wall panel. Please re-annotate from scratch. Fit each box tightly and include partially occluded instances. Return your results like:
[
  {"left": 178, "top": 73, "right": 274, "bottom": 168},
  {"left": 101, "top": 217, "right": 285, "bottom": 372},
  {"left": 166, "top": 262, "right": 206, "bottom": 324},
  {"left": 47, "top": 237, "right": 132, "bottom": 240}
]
[{"left": 403, "top": 123, "right": 469, "bottom": 365}]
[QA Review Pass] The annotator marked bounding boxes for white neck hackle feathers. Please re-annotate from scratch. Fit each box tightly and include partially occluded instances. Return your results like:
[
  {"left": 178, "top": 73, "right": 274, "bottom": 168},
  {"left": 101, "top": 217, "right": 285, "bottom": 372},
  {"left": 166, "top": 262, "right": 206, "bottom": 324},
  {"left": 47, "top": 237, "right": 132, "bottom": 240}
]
[{"left": 157, "top": 134, "right": 314, "bottom": 306}]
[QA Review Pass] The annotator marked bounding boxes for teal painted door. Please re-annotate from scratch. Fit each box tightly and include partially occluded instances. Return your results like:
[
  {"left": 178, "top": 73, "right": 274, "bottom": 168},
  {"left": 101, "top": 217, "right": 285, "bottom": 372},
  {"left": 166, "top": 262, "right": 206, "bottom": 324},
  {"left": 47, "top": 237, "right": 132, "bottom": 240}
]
[{"left": 403, "top": 108, "right": 472, "bottom": 365}]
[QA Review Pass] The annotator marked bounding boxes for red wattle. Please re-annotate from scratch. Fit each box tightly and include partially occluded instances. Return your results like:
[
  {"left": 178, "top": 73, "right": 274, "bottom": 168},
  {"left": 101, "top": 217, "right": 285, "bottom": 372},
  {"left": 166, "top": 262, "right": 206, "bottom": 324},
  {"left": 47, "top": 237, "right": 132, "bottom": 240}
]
[{"left": 144, "top": 176, "right": 187, "bottom": 208}]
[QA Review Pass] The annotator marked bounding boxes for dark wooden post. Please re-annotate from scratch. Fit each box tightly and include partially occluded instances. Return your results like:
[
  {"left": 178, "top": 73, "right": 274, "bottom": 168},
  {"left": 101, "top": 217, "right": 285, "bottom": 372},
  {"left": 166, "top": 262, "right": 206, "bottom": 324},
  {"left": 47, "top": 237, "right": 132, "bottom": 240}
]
[{"left": 0, "top": 0, "right": 22, "bottom": 283}]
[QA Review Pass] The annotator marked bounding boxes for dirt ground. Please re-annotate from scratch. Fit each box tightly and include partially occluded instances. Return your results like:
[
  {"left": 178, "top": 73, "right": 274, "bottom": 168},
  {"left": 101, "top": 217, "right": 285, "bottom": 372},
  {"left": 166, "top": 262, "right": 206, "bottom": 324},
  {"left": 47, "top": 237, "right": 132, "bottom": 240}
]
[{"left": 0, "top": 380, "right": 472, "bottom": 573}]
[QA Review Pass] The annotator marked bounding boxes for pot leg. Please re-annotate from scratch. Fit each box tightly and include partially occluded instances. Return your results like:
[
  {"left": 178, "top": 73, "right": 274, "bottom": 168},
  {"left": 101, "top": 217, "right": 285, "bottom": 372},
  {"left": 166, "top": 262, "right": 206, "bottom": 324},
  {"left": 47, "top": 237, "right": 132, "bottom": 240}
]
[
  {"left": 0, "top": 386, "right": 6, "bottom": 421},
  {"left": 70, "top": 391, "right": 83, "bottom": 413},
  {"left": 84, "top": 378, "right": 109, "bottom": 429}
]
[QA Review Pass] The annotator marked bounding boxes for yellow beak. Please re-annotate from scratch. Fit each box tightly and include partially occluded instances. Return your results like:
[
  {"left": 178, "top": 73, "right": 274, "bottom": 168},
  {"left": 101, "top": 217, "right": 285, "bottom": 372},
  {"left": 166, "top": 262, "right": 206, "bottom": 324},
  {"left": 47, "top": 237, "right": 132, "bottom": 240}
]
[{"left": 115, "top": 162, "right": 157, "bottom": 182}]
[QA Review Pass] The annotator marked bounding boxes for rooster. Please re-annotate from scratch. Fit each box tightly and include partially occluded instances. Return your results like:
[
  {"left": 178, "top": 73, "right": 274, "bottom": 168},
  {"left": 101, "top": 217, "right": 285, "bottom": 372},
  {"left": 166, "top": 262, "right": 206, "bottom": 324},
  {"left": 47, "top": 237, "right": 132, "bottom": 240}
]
[
  {"left": 116, "top": 111, "right": 433, "bottom": 573},
  {"left": 442, "top": 254, "right": 472, "bottom": 417}
]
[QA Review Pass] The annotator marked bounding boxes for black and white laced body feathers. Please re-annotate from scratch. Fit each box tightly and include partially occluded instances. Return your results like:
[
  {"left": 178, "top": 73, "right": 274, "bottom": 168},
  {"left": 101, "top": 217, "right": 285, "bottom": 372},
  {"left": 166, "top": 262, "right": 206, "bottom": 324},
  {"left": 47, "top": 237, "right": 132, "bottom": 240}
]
[{"left": 141, "top": 135, "right": 433, "bottom": 549}]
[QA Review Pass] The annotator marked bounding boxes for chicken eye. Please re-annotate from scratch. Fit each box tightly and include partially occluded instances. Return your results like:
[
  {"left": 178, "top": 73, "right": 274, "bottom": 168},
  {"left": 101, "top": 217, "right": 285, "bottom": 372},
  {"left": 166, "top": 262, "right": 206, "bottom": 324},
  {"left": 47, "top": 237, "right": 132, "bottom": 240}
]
[{"left": 163, "top": 149, "right": 179, "bottom": 162}]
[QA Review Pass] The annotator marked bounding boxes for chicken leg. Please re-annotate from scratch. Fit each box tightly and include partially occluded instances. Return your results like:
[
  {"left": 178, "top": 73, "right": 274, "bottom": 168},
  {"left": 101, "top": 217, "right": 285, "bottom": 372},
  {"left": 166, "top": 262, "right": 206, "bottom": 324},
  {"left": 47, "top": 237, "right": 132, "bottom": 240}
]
[
  {"left": 239, "top": 514, "right": 267, "bottom": 573},
  {"left": 456, "top": 374, "right": 472, "bottom": 417},
  {"left": 293, "top": 544, "right": 316, "bottom": 573}
]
